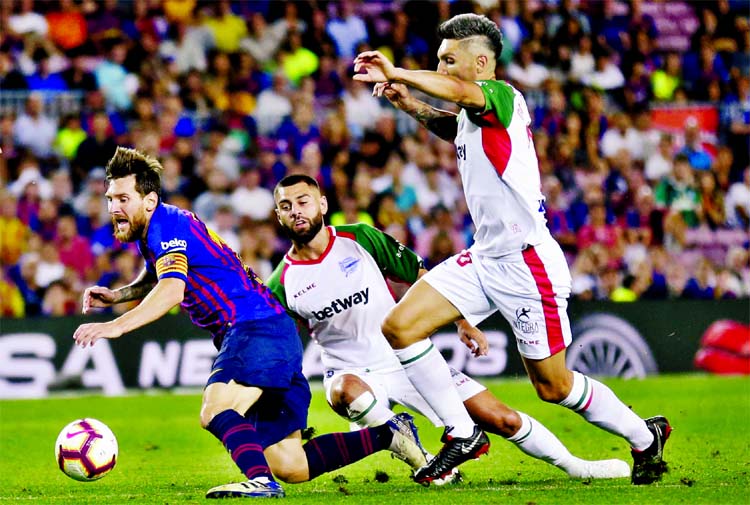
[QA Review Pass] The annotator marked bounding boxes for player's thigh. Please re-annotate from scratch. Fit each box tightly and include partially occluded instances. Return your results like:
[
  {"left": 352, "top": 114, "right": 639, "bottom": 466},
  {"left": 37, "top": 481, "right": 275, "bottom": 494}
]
[
  {"left": 200, "top": 380, "right": 263, "bottom": 427},
  {"left": 384, "top": 251, "right": 494, "bottom": 345},
  {"left": 478, "top": 244, "right": 573, "bottom": 360},
  {"left": 264, "top": 431, "right": 309, "bottom": 483}
]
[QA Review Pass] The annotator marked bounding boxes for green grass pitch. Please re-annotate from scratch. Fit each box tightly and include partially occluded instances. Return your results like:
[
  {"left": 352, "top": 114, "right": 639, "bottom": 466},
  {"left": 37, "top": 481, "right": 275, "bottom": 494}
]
[{"left": 1, "top": 374, "right": 748, "bottom": 504}]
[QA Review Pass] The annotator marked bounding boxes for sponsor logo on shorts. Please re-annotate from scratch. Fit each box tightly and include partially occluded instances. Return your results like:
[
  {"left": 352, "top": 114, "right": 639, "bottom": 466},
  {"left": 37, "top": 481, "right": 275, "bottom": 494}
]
[
  {"left": 161, "top": 238, "right": 187, "bottom": 250},
  {"left": 514, "top": 306, "right": 539, "bottom": 335},
  {"left": 312, "top": 288, "right": 369, "bottom": 321}
]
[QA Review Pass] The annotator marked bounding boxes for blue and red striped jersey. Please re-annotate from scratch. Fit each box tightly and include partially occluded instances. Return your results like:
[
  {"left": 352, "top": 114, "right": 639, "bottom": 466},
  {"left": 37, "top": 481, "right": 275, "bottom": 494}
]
[{"left": 138, "top": 203, "right": 284, "bottom": 345}]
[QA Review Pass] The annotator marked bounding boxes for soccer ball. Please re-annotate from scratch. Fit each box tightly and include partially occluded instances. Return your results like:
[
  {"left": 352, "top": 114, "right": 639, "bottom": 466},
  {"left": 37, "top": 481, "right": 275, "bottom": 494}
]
[{"left": 55, "top": 418, "right": 118, "bottom": 482}]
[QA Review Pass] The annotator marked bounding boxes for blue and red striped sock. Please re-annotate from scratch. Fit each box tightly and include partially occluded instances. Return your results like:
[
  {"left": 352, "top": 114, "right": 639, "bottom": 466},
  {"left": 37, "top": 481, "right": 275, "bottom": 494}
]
[
  {"left": 207, "top": 409, "right": 273, "bottom": 481},
  {"left": 303, "top": 424, "right": 392, "bottom": 480}
]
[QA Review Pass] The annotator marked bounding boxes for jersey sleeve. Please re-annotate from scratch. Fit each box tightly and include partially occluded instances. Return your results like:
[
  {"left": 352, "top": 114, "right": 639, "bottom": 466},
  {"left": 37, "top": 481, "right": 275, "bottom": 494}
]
[
  {"left": 265, "top": 262, "right": 309, "bottom": 329},
  {"left": 336, "top": 224, "right": 423, "bottom": 284},
  {"left": 265, "top": 262, "right": 290, "bottom": 312},
  {"left": 146, "top": 209, "right": 190, "bottom": 283},
  {"left": 470, "top": 80, "right": 516, "bottom": 129}
]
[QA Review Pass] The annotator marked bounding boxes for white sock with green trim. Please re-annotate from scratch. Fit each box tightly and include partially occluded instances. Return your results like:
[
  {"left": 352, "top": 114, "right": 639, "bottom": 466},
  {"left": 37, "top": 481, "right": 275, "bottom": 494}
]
[
  {"left": 559, "top": 371, "right": 653, "bottom": 450},
  {"left": 507, "top": 411, "right": 579, "bottom": 472},
  {"left": 394, "top": 339, "right": 475, "bottom": 438},
  {"left": 346, "top": 391, "right": 394, "bottom": 427}
]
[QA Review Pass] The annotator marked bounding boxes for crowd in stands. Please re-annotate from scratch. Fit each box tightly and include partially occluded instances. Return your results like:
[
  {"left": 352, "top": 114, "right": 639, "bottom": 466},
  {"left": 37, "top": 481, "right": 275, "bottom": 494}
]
[{"left": 1, "top": 0, "right": 749, "bottom": 318}]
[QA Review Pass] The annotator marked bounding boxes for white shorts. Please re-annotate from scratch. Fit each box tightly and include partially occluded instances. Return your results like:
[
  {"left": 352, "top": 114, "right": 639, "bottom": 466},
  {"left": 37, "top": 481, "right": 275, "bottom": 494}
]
[
  {"left": 323, "top": 366, "right": 486, "bottom": 427},
  {"left": 422, "top": 238, "right": 573, "bottom": 360}
]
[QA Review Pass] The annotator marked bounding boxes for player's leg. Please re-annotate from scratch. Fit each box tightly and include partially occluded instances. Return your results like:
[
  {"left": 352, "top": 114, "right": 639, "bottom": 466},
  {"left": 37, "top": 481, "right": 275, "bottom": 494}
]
[
  {"left": 327, "top": 372, "right": 396, "bottom": 427},
  {"left": 264, "top": 422, "right": 425, "bottom": 482},
  {"left": 382, "top": 253, "right": 492, "bottom": 483},
  {"left": 523, "top": 352, "right": 670, "bottom": 484},
  {"left": 497, "top": 241, "right": 670, "bottom": 484},
  {"left": 463, "top": 388, "right": 629, "bottom": 479},
  {"left": 204, "top": 316, "right": 303, "bottom": 498},
  {"left": 325, "top": 371, "right": 428, "bottom": 470}
]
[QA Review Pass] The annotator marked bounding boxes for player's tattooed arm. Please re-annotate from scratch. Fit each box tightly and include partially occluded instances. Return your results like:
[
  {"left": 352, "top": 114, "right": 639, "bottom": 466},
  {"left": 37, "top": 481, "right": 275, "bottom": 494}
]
[
  {"left": 114, "top": 269, "right": 157, "bottom": 303},
  {"left": 412, "top": 104, "right": 458, "bottom": 142}
]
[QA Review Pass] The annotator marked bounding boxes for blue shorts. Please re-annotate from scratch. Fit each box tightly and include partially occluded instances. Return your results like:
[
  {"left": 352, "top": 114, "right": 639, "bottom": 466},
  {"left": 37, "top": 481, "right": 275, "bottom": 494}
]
[
  {"left": 245, "top": 370, "right": 311, "bottom": 448},
  {"left": 207, "top": 314, "right": 304, "bottom": 389}
]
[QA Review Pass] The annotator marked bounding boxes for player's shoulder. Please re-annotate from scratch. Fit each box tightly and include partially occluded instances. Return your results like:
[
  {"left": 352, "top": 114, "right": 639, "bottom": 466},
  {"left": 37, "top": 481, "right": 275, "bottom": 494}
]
[
  {"left": 145, "top": 203, "right": 190, "bottom": 253},
  {"left": 334, "top": 223, "right": 380, "bottom": 241}
]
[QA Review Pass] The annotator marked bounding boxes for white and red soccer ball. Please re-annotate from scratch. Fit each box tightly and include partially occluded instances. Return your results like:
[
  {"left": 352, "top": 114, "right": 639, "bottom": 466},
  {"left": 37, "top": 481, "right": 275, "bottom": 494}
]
[{"left": 55, "top": 418, "right": 118, "bottom": 482}]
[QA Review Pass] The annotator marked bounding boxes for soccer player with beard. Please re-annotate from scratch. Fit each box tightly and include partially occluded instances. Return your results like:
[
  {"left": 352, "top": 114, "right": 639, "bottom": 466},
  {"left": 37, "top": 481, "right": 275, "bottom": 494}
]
[
  {"left": 267, "top": 174, "right": 631, "bottom": 482},
  {"left": 73, "top": 147, "right": 429, "bottom": 499}
]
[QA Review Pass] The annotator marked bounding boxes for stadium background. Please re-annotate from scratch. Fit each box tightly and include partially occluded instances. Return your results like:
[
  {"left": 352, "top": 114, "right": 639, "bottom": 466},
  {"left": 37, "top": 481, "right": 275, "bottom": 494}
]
[{"left": 1, "top": 0, "right": 749, "bottom": 398}]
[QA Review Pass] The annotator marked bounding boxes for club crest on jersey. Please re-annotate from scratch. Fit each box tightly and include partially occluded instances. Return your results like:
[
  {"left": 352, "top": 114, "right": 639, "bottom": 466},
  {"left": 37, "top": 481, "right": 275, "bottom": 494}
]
[{"left": 339, "top": 256, "right": 360, "bottom": 277}]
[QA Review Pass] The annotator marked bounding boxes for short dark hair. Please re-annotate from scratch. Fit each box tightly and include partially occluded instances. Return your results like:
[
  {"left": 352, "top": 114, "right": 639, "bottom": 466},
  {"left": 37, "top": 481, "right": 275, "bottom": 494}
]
[
  {"left": 437, "top": 14, "right": 504, "bottom": 62},
  {"left": 105, "top": 146, "right": 163, "bottom": 198},
  {"left": 274, "top": 174, "right": 320, "bottom": 199}
]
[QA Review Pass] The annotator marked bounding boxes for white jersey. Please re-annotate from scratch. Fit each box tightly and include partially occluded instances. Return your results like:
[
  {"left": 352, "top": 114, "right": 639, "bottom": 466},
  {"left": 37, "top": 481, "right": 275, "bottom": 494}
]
[
  {"left": 455, "top": 80, "right": 552, "bottom": 257},
  {"left": 266, "top": 224, "right": 423, "bottom": 373}
]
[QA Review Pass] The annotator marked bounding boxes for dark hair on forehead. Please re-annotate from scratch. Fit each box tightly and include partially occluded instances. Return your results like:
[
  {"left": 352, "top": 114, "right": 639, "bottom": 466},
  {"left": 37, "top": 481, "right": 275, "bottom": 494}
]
[
  {"left": 274, "top": 173, "right": 320, "bottom": 197},
  {"left": 438, "top": 13, "right": 504, "bottom": 62},
  {"left": 105, "top": 146, "right": 163, "bottom": 198}
]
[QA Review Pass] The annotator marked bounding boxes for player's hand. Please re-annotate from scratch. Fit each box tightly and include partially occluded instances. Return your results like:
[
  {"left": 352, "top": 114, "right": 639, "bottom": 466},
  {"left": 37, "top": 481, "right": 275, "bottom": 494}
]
[
  {"left": 73, "top": 321, "right": 123, "bottom": 348},
  {"left": 373, "top": 82, "right": 413, "bottom": 108},
  {"left": 353, "top": 50, "right": 394, "bottom": 83},
  {"left": 82, "top": 286, "right": 118, "bottom": 314},
  {"left": 457, "top": 320, "right": 489, "bottom": 357}
]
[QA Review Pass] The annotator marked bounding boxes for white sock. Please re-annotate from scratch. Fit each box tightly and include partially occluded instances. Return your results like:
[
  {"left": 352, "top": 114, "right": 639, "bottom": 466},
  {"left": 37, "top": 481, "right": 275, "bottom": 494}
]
[
  {"left": 506, "top": 411, "right": 580, "bottom": 474},
  {"left": 559, "top": 371, "right": 653, "bottom": 450},
  {"left": 346, "top": 391, "right": 394, "bottom": 427},
  {"left": 394, "top": 339, "right": 475, "bottom": 437}
]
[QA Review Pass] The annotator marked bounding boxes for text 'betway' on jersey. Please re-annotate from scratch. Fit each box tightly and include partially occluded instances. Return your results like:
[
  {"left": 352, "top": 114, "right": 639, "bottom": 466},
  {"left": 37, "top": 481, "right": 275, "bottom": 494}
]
[{"left": 312, "top": 288, "right": 369, "bottom": 321}]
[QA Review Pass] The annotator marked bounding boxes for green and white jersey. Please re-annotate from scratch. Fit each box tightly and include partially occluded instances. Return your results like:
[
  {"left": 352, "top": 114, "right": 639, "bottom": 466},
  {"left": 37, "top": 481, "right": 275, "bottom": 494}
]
[
  {"left": 266, "top": 224, "right": 423, "bottom": 372},
  {"left": 456, "top": 79, "right": 551, "bottom": 257}
]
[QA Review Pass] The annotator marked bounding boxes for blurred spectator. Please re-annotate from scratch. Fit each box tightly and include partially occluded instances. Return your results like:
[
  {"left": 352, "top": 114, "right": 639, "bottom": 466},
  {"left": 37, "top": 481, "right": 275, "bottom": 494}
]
[
  {"left": 724, "top": 167, "right": 750, "bottom": 229},
  {"left": 61, "top": 48, "right": 98, "bottom": 91},
  {"left": 94, "top": 38, "right": 137, "bottom": 110},
  {"left": 576, "top": 200, "right": 624, "bottom": 263},
  {"left": 41, "top": 279, "right": 78, "bottom": 316},
  {"left": 329, "top": 194, "right": 374, "bottom": 227},
  {"left": 238, "top": 226, "right": 273, "bottom": 282},
  {"left": 206, "top": 204, "right": 240, "bottom": 253},
  {"left": 279, "top": 30, "right": 319, "bottom": 87},
  {"left": 160, "top": 16, "right": 213, "bottom": 74},
  {"left": 682, "top": 258, "right": 716, "bottom": 299},
  {"left": 0, "top": 268, "right": 26, "bottom": 318},
  {"left": 72, "top": 112, "right": 117, "bottom": 188},
  {"left": 414, "top": 204, "right": 466, "bottom": 261},
  {"left": 0, "top": 191, "right": 30, "bottom": 266},
  {"left": 507, "top": 41, "right": 549, "bottom": 91},
  {"left": 55, "top": 212, "right": 95, "bottom": 281},
  {"left": 580, "top": 49, "right": 625, "bottom": 91},
  {"left": 677, "top": 116, "right": 712, "bottom": 171},
  {"left": 697, "top": 171, "right": 726, "bottom": 230},
  {"left": 342, "top": 79, "right": 383, "bottom": 140},
  {"left": 202, "top": 0, "right": 247, "bottom": 53},
  {"left": 12, "top": 93, "right": 57, "bottom": 160},
  {"left": 326, "top": 0, "right": 369, "bottom": 59},
  {"left": 651, "top": 52, "right": 682, "bottom": 101},
  {"left": 54, "top": 114, "right": 87, "bottom": 161},
  {"left": 46, "top": 0, "right": 88, "bottom": 51},
  {"left": 600, "top": 112, "right": 639, "bottom": 161},
  {"left": 654, "top": 154, "right": 701, "bottom": 228},
  {"left": 193, "top": 168, "right": 231, "bottom": 222},
  {"left": 644, "top": 133, "right": 674, "bottom": 182},
  {"left": 8, "top": 0, "right": 48, "bottom": 37},
  {"left": 254, "top": 71, "right": 293, "bottom": 137}
]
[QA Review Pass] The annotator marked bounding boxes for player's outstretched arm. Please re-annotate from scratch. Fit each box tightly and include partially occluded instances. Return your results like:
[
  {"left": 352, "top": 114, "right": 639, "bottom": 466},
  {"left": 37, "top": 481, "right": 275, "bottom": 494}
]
[
  {"left": 74, "top": 277, "right": 185, "bottom": 348},
  {"left": 375, "top": 82, "right": 458, "bottom": 142},
  {"left": 82, "top": 268, "right": 157, "bottom": 314},
  {"left": 354, "top": 50, "right": 486, "bottom": 109}
]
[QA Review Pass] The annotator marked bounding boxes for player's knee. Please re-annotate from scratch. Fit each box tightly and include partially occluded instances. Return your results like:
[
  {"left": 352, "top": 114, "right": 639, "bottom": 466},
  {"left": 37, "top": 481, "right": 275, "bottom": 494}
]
[
  {"left": 492, "top": 409, "right": 523, "bottom": 437},
  {"left": 273, "top": 463, "right": 308, "bottom": 484},
  {"left": 534, "top": 382, "right": 569, "bottom": 403},
  {"left": 381, "top": 312, "right": 415, "bottom": 348},
  {"left": 329, "top": 375, "right": 365, "bottom": 416}
]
